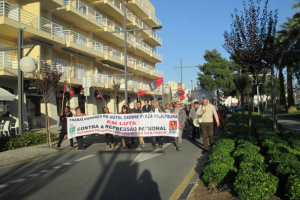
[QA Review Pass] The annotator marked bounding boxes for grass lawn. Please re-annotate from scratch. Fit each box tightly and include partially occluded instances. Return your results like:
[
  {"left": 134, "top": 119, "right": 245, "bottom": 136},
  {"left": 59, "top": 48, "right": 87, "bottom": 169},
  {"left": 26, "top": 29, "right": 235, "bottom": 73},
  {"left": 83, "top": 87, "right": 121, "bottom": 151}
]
[{"left": 278, "top": 110, "right": 300, "bottom": 120}]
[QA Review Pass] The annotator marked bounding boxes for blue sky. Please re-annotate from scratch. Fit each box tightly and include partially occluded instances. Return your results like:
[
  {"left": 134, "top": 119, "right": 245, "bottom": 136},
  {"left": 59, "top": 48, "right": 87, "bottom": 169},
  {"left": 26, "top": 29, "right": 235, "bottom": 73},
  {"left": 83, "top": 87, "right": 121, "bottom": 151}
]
[{"left": 151, "top": 0, "right": 296, "bottom": 89}]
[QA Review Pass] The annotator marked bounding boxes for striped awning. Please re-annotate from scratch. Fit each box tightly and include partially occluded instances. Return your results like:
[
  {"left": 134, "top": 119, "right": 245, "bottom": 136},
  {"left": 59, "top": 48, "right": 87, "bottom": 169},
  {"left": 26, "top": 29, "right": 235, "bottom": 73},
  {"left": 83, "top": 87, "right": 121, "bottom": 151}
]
[
  {"left": 0, "top": 87, "right": 15, "bottom": 101},
  {"left": 102, "top": 61, "right": 125, "bottom": 72}
]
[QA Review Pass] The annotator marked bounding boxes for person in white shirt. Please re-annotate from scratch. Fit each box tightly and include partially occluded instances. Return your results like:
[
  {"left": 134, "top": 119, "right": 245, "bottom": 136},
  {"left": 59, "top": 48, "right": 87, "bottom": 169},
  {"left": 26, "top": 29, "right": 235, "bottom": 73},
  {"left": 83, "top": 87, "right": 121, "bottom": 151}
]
[
  {"left": 150, "top": 100, "right": 166, "bottom": 150},
  {"left": 196, "top": 98, "right": 220, "bottom": 153}
]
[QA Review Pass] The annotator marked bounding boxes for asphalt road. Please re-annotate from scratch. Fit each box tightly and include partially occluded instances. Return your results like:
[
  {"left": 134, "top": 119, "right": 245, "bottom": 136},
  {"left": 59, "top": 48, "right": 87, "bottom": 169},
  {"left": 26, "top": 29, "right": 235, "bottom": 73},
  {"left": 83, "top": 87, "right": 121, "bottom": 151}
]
[{"left": 0, "top": 125, "right": 205, "bottom": 200}]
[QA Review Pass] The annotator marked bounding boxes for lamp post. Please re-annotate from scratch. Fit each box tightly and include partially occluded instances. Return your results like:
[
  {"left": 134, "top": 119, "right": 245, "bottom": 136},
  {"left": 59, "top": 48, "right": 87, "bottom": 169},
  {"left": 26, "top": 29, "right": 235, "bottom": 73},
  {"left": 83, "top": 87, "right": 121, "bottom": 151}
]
[{"left": 109, "top": 2, "right": 162, "bottom": 104}]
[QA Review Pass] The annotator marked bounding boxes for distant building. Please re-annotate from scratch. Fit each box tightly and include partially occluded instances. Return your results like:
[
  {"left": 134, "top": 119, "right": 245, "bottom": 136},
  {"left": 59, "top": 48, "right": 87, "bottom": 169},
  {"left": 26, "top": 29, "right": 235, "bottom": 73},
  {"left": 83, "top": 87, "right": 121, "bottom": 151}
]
[{"left": 167, "top": 81, "right": 185, "bottom": 96}]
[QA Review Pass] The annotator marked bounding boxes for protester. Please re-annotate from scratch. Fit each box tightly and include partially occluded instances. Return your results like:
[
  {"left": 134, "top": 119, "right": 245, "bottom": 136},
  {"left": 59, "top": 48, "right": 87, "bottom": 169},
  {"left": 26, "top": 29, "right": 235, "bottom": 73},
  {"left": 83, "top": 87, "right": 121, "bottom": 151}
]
[
  {"left": 103, "top": 107, "right": 115, "bottom": 150},
  {"left": 170, "top": 103, "right": 174, "bottom": 110},
  {"left": 134, "top": 101, "right": 145, "bottom": 151},
  {"left": 189, "top": 101, "right": 200, "bottom": 140},
  {"left": 213, "top": 107, "right": 222, "bottom": 137},
  {"left": 120, "top": 106, "right": 130, "bottom": 149},
  {"left": 181, "top": 104, "right": 188, "bottom": 130},
  {"left": 218, "top": 105, "right": 227, "bottom": 129},
  {"left": 123, "top": 102, "right": 134, "bottom": 113},
  {"left": 173, "top": 101, "right": 187, "bottom": 151},
  {"left": 209, "top": 100, "right": 218, "bottom": 136},
  {"left": 73, "top": 107, "right": 85, "bottom": 151},
  {"left": 134, "top": 103, "right": 137, "bottom": 110},
  {"left": 165, "top": 104, "right": 173, "bottom": 113},
  {"left": 196, "top": 98, "right": 220, "bottom": 153},
  {"left": 150, "top": 100, "right": 166, "bottom": 149},
  {"left": 56, "top": 106, "right": 74, "bottom": 150},
  {"left": 142, "top": 100, "right": 152, "bottom": 113}
]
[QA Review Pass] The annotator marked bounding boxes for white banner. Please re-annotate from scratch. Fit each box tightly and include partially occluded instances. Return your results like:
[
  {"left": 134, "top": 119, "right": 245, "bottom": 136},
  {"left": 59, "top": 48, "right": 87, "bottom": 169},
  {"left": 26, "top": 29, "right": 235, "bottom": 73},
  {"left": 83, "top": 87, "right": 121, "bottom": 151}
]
[{"left": 67, "top": 113, "right": 179, "bottom": 139}]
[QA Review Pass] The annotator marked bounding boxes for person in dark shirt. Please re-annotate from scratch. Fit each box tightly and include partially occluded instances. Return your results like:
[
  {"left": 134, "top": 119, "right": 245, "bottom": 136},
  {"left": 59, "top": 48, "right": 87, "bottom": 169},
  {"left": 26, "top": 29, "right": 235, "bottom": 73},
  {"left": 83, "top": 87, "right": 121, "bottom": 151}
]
[
  {"left": 134, "top": 101, "right": 145, "bottom": 151},
  {"left": 56, "top": 106, "right": 74, "bottom": 150},
  {"left": 142, "top": 100, "right": 152, "bottom": 113}
]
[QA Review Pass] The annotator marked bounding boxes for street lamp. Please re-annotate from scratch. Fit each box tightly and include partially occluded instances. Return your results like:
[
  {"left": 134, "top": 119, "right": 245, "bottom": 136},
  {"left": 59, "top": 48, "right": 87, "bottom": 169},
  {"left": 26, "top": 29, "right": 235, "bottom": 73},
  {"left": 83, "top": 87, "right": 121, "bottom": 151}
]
[{"left": 108, "top": 3, "right": 162, "bottom": 104}]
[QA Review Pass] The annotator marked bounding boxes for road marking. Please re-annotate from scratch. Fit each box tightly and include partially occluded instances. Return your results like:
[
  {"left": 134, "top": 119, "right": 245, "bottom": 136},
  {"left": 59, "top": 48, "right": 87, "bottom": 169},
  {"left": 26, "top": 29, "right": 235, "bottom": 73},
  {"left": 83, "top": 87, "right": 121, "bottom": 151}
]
[
  {"left": 63, "top": 163, "right": 72, "bottom": 165},
  {"left": 41, "top": 170, "right": 51, "bottom": 173},
  {"left": 11, "top": 179, "right": 25, "bottom": 183},
  {"left": 53, "top": 166, "right": 61, "bottom": 169},
  {"left": 28, "top": 174, "right": 40, "bottom": 177},
  {"left": 169, "top": 164, "right": 196, "bottom": 200},
  {"left": 0, "top": 185, "right": 8, "bottom": 189},
  {"left": 130, "top": 143, "right": 172, "bottom": 165},
  {"left": 74, "top": 155, "right": 95, "bottom": 162}
]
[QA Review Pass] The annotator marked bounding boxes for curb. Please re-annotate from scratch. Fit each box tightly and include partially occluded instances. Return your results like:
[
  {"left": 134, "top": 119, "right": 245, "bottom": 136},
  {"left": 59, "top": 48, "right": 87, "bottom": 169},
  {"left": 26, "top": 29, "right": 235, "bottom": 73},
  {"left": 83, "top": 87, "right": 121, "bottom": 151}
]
[{"left": 177, "top": 152, "right": 209, "bottom": 200}]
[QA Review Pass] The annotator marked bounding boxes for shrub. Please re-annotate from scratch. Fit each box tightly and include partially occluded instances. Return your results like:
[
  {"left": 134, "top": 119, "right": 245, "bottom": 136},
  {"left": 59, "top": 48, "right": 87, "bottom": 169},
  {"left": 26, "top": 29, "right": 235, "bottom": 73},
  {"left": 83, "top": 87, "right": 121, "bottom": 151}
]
[
  {"left": 234, "top": 169, "right": 278, "bottom": 200},
  {"left": 201, "top": 156, "right": 237, "bottom": 185},
  {"left": 0, "top": 132, "right": 58, "bottom": 151},
  {"left": 286, "top": 174, "right": 300, "bottom": 200}
]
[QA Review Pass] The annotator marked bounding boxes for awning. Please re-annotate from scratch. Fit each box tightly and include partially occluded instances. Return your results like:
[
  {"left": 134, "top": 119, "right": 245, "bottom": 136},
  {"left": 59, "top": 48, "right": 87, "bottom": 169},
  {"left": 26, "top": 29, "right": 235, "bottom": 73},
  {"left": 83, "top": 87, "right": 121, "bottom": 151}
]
[
  {"left": 102, "top": 61, "right": 125, "bottom": 72},
  {"left": 0, "top": 87, "right": 15, "bottom": 101}
]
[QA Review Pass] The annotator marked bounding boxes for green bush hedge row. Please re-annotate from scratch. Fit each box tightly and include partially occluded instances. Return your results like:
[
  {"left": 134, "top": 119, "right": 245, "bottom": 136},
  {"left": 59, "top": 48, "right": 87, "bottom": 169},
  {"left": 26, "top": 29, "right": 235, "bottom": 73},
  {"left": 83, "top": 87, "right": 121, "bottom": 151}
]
[
  {"left": 201, "top": 112, "right": 300, "bottom": 200},
  {"left": 0, "top": 132, "right": 58, "bottom": 152}
]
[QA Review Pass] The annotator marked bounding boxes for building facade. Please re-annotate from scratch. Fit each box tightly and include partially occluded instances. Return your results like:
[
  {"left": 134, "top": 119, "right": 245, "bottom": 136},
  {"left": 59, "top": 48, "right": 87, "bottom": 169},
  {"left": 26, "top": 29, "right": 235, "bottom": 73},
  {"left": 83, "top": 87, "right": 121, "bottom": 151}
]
[
  {"left": 167, "top": 81, "right": 185, "bottom": 97},
  {"left": 0, "top": 0, "right": 163, "bottom": 128}
]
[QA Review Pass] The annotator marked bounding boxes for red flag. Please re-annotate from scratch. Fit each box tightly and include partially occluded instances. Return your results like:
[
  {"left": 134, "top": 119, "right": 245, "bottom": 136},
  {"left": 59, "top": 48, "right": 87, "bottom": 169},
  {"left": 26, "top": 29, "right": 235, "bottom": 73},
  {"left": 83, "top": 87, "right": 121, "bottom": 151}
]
[
  {"left": 178, "top": 89, "right": 185, "bottom": 95},
  {"left": 148, "top": 77, "right": 164, "bottom": 92},
  {"left": 138, "top": 90, "right": 148, "bottom": 96},
  {"left": 63, "top": 84, "right": 74, "bottom": 95},
  {"left": 178, "top": 95, "right": 185, "bottom": 100},
  {"left": 187, "top": 94, "right": 190, "bottom": 97}
]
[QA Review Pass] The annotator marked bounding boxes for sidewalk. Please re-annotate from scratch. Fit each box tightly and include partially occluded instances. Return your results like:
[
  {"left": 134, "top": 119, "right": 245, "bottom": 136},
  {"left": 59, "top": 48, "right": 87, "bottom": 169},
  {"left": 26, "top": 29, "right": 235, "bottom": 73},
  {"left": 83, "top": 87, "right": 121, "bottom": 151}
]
[
  {"left": 0, "top": 126, "right": 73, "bottom": 167},
  {"left": 264, "top": 111, "right": 300, "bottom": 133}
]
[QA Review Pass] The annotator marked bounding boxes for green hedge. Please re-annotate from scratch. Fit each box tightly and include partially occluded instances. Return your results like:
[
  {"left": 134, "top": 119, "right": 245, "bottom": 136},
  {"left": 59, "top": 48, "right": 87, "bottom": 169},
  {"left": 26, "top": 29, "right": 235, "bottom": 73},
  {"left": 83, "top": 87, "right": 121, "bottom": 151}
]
[
  {"left": 0, "top": 132, "right": 58, "bottom": 152},
  {"left": 201, "top": 112, "right": 300, "bottom": 199}
]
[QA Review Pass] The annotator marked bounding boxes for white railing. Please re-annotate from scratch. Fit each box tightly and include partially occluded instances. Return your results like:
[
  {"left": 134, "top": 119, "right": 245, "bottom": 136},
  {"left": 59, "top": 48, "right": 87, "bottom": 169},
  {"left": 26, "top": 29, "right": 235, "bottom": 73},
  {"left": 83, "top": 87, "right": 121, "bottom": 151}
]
[
  {"left": 127, "top": 55, "right": 135, "bottom": 66},
  {"left": 150, "top": 30, "right": 162, "bottom": 43},
  {"left": 40, "top": 17, "right": 65, "bottom": 38},
  {"left": 0, "top": 51, "right": 18, "bottom": 69},
  {"left": 103, "top": 46, "right": 123, "bottom": 61},
  {"left": 154, "top": 68, "right": 163, "bottom": 76},
  {"left": 0, "top": 1, "right": 38, "bottom": 28},
  {"left": 94, "top": 71, "right": 109, "bottom": 84},
  {"left": 63, "top": 30, "right": 104, "bottom": 53},
  {"left": 103, "top": 18, "right": 123, "bottom": 36},
  {"left": 63, "top": 0, "right": 104, "bottom": 26},
  {"left": 40, "top": 61, "right": 70, "bottom": 78},
  {"left": 134, "top": 0, "right": 162, "bottom": 25}
]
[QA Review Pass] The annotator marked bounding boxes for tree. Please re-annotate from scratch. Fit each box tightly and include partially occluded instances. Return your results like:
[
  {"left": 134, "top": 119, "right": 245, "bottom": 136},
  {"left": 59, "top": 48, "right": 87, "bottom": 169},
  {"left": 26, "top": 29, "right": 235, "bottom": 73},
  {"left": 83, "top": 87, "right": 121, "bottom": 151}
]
[
  {"left": 198, "top": 49, "right": 237, "bottom": 101},
  {"left": 30, "top": 62, "right": 63, "bottom": 148},
  {"left": 223, "top": 0, "right": 278, "bottom": 135},
  {"left": 233, "top": 74, "right": 251, "bottom": 117}
]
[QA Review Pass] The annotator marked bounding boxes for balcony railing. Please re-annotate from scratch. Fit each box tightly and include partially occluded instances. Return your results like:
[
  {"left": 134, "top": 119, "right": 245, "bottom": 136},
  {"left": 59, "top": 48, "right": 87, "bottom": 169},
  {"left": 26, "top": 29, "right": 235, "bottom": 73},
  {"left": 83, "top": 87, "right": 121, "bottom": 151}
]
[
  {"left": 63, "top": 0, "right": 104, "bottom": 25},
  {"left": 135, "top": 38, "right": 162, "bottom": 60},
  {"left": 94, "top": 71, "right": 109, "bottom": 84},
  {"left": 40, "top": 17, "right": 65, "bottom": 39},
  {"left": 0, "top": 1, "right": 38, "bottom": 28},
  {"left": 103, "top": 18, "right": 123, "bottom": 36},
  {"left": 134, "top": 0, "right": 162, "bottom": 25},
  {"left": 103, "top": 46, "right": 123, "bottom": 61},
  {"left": 63, "top": 30, "right": 104, "bottom": 53},
  {"left": 154, "top": 68, "right": 163, "bottom": 76},
  {"left": 0, "top": 51, "right": 18, "bottom": 69}
]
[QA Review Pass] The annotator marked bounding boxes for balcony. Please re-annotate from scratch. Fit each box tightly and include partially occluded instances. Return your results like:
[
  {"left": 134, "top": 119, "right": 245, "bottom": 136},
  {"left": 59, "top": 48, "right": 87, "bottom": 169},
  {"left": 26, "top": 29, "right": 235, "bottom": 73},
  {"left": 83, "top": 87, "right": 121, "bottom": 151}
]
[
  {"left": 40, "top": 17, "right": 65, "bottom": 39},
  {"left": 86, "top": 0, "right": 133, "bottom": 25},
  {"left": 122, "top": 0, "right": 162, "bottom": 26},
  {"left": 63, "top": 30, "right": 105, "bottom": 59},
  {"left": 0, "top": 51, "right": 18, "bottom": 76},
  {"left": 144, "top": 29, "right": 162, "bottom": 46},
  {"left": 103, "top": 46, "right": 124, "bottom": 66},
  {"left": 51, "top": 0, "right": 104, "bottom": 32},
  {"left": 0, "top": 1, "right": 37, "bottom": 28},
  {"left": 133, "top": 39, "right": 162, "bottom": 62}
]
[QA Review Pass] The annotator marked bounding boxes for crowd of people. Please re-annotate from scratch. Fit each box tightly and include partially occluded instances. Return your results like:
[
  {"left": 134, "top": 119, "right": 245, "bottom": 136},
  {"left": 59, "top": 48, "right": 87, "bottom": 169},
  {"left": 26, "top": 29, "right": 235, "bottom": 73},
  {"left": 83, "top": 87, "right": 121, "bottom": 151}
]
[{"left": 55, "top": 97, "right": 227, "bottom": 154}]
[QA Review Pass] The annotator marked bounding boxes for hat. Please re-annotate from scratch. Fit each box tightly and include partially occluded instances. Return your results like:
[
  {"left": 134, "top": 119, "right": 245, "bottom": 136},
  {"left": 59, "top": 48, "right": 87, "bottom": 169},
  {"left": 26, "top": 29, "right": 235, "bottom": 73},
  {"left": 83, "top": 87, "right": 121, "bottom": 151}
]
[{"left": 194, "top": 101, "right": 199, "bottom": 104}]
